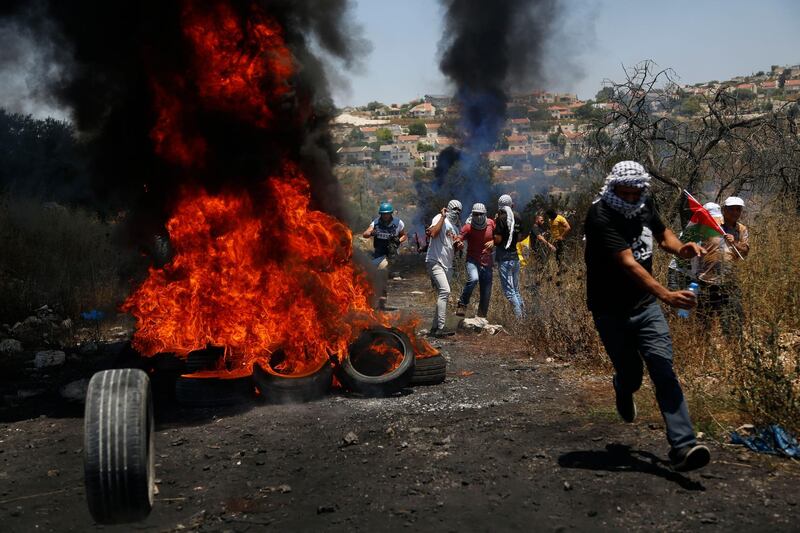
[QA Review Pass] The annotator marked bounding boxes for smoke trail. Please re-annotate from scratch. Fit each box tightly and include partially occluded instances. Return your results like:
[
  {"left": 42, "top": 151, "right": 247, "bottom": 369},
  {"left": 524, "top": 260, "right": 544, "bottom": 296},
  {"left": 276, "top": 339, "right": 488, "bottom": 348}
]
[{"left": 429, "top": 0, "right": 558, "bottom": 217}]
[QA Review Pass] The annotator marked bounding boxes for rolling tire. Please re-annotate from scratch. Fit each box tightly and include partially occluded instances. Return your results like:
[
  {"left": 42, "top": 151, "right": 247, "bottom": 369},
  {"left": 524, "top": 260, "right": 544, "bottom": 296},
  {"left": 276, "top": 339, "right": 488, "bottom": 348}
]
[
  {"left": 253, "top": 360, "right": 333, "bottom": 404},
  {"left": 84, "top": 369, "right": 155, "bottom": 524},
  {"left": 411, "top": 353, "right": 447, "bottom": 386},
  {"left": 174, "top": 375, "right": 253, "bottom": 407},
  {"left": 338, "top": 327, "right": 415, "bottom": 397}
]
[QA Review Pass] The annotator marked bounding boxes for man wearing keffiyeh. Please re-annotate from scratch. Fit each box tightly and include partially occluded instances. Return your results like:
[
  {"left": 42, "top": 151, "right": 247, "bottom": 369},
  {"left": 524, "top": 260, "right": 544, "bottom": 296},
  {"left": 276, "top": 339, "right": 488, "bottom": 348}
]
[
  {"left": 494, "top": 194, "right": 527, "bottom": 319},
  {"left": 584, "top": 160, "right": 712, "bottom": 472}
]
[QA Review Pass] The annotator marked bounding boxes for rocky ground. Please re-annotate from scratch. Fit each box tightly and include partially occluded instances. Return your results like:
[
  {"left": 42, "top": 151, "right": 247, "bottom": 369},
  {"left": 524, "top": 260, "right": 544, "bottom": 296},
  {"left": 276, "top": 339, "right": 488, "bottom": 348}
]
[{"left": 1, "top": 255, "right": 799, "bottom": 532}]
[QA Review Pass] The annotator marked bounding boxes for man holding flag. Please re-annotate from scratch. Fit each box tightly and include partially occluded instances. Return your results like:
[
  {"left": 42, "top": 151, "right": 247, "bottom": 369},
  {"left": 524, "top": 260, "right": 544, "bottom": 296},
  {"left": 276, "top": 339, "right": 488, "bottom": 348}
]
[
  {"left": 667, "top": 201, "right": 722, "bottom": 291},
  {"left": 584, "top": 161, "right": 710, "bottom": 471},
  {"left": 694, "top": 196, "right": 750, "bottom": 336}
]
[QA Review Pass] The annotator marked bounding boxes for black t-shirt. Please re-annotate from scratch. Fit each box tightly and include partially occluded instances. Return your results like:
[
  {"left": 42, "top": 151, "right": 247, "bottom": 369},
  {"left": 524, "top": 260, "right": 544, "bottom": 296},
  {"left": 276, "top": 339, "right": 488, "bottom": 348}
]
[
  {"left": 584, "top": 198, "right": 666, "bottom": 314},
  {"left": 494, "top": 210, "right": 524, "bottom": 262}
]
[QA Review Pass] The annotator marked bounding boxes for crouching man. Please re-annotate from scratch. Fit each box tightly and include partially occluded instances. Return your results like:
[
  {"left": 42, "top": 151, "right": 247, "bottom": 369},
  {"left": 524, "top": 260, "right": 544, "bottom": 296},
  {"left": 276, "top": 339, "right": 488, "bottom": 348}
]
[{"left": 584, "top": 161, "right": 710, "bottom": 471}]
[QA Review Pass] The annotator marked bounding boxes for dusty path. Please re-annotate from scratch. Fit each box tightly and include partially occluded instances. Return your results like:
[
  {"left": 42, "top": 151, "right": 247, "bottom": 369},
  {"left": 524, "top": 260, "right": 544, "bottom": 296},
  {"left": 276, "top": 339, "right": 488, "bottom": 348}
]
[{"left": 1, "top": 255, "right": 799, "bottom": 532}]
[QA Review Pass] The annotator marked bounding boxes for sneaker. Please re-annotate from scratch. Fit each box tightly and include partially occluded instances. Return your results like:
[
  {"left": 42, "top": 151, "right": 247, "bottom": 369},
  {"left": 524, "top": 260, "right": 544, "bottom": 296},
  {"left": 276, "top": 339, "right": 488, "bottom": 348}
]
[
  {"left": 455, "top": 303, "right": 467, "bottom": 317},
  {"left": 432, "top": 328, "right": 456, "bottom": 338},
  {"left": 669, "top": 444, "right": 711, "bottom": 472},
  {"left": 613, "top": 376, "right": 636, "bottom": 423}
]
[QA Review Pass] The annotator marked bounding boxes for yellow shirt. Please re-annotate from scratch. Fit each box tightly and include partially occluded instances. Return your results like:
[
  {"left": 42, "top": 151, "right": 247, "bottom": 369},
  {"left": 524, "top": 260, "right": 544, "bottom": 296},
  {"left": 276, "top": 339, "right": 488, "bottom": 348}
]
[
  {"left": 516, "top": 236, "right": 531, "bottom": 267},
  {"left": 550, "top": 215, "right": 569, "bottom": 241}
]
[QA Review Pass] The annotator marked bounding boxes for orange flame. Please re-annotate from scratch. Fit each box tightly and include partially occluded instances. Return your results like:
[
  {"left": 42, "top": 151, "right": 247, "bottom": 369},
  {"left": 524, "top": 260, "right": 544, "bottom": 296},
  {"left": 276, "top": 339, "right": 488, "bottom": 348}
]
[
  {"left": 122, "top": 165, "right": 379, "bottom": 375},
  {"left": 124, "top": 0, "right": 418, "bottom": 378}
]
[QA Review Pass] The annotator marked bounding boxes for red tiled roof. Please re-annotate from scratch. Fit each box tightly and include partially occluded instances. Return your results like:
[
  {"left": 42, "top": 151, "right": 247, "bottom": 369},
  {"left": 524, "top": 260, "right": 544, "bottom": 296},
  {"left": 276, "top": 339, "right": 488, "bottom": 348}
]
[
  {"left": 785, "top": 79, "right": 800, "bottom": 86},
  {"left": 507, "top": 135, "right": 528, "bottom": 143}
]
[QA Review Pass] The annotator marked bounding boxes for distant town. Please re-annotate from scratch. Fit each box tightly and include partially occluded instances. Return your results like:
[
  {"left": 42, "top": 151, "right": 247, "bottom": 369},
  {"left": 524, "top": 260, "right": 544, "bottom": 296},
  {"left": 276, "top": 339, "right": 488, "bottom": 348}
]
[{"left": 332, "top": 63, "right": 800, "bottom": 228}]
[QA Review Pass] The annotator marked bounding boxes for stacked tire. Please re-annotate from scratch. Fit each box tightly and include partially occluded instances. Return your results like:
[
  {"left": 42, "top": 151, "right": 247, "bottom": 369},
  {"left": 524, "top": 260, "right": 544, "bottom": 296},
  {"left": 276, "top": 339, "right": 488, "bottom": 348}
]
[
  {"left": 253, "top": 358, "right": 334, "bottom": 404},
  {"left": 175, "top": 346, "right": 253, "bottom": 407},
  {"left": 337, "top": 327, "right": 416, "bottom": 397},
  {"left": 411, "top": 352, "right": 447, "bottom": 386}
]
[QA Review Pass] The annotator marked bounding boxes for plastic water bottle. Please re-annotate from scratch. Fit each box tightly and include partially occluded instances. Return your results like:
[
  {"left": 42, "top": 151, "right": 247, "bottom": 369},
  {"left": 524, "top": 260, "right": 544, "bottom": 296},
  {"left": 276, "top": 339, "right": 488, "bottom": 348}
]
[{"left": 677, "top": 282, "right": 700, "bottom": 318}]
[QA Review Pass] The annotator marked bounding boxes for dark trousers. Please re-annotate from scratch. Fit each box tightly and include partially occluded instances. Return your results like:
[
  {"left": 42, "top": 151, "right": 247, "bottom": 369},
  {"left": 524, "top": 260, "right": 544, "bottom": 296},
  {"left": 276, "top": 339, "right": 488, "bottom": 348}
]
[
  {"left": 554, "top": 240, "right": 566, "bottom": 274},
  {"left": 592, "top": 303, "right": 696, "bottom": 449},
  {"left": 458, "top": 259, "right": 493, "bottom": 317}
]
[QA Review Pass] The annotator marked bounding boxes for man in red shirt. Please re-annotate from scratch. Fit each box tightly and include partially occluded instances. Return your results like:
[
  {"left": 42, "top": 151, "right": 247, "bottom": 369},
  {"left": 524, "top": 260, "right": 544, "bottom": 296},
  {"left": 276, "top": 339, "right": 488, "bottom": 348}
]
[{"left": 456, "top": 203, "right": 495, "bottom": 318}]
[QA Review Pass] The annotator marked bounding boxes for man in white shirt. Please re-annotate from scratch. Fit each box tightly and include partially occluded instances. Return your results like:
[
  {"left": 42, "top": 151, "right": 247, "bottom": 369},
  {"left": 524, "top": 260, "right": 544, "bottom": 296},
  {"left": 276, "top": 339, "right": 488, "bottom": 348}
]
[{"left": 425, "top": 199, "right": 462, "bottom": 337}]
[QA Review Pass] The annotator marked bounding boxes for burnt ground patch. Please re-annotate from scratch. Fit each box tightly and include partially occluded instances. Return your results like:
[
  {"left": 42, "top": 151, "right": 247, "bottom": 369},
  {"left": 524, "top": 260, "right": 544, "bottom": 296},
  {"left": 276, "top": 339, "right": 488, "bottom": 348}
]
[{"left": 1, "top": 254, "right": 799, "bottom": 531}]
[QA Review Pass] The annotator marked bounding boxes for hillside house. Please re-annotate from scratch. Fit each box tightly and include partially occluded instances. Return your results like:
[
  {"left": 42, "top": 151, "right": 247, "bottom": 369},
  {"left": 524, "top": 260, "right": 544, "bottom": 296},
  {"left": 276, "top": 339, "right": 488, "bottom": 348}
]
[
  {"left": 785, "top": 79, "right": 800, "bottom": 93},
  {"left": 507, "top": 134, "right": 529, "bottom": 153},
  {"left": 409, "top": 103, "right": 436, "bottom": 118},
  {"left": 337, "top": 146, "right": 372, "bottom": 165}
]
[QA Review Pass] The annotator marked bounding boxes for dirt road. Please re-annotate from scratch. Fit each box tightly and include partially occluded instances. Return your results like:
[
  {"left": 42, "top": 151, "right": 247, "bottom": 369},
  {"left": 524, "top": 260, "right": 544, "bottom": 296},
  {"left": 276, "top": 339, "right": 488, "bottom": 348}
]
[{"left": 1, "top": 255, "right": 799, "bottom": 531}]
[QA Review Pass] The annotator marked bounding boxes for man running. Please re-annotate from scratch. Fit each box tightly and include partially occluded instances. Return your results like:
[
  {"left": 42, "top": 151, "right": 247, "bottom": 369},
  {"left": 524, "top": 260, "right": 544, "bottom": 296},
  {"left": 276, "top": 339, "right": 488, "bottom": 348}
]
[
  {"left": 425, "top": 200, "right": 462, "bottom": 337},
  {"left": 456, "top": 203, "right": 495, "bottom": 318},
  {"left": 362, "top": 202, "right": 406, "bottom": 310},
  {"left": 584, "top": 160, "right": 710, "bottom": 471}
]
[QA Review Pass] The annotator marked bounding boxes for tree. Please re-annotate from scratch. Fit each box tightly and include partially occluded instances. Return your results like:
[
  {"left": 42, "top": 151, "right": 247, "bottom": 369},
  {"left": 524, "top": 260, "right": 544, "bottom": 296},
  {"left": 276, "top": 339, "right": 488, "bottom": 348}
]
[
  {"left": 417, "top": 142, "right": 435, "bottom": 152},
  {"left": 678, "top": 96, "right": 703, "bottom": 116},
  {"left": 574, "top": 103, "right": 602, "bottom": 121},
  {"left": 733, "top": 89, "right": 756, "bottom": 102},
  {"left": 528, "top": 108, "right": 551, "bottom": 122},
  {"left": 366, "top": 101, "right": 384, "bottom": 111},
  {"left": 346, "top": 127, "right": 365, "bottom": 144},
  {"left": 437, "top": 121, "right": 458, "bottom": 138},
  {"left": 595, "top": 87, "right": 615, "bottom": 102},
  {"left": 376, "top": 128, "right": 393, "bottom": 144},
  {"left": 584, "top": 60, "right": 800, "bottom": 220},
  {"left": 408, "top": 121, "right": 427, "bottom": 136}
]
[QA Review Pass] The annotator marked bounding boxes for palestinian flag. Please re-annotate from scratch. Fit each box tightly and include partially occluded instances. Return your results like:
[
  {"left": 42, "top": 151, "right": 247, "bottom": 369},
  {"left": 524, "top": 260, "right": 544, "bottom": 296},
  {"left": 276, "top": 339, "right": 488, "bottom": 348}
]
[{"left": 682, "top": 190, "right": 725, "bottom": 242}]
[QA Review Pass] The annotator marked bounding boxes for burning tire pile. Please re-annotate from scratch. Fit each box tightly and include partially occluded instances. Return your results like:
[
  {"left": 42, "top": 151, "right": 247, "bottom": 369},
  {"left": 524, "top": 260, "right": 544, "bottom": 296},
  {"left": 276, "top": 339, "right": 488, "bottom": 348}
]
[{"left": 82, "top": 327, "right": 445, "bottom": 523}]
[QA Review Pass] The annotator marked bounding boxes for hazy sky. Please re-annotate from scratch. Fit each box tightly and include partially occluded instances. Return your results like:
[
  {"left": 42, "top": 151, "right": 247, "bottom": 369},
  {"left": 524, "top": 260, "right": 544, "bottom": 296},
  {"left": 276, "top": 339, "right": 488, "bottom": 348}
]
[
  {"left": 332, "top": 0, "right": 800, "bottom": 106},
  {"left": 2, "top": 0, "right": 798, "bottom": 119}
]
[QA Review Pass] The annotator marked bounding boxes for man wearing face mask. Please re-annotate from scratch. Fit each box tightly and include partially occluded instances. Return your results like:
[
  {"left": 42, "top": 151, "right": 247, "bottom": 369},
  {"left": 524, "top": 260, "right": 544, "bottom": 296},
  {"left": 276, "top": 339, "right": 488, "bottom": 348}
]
[
  {"left": 584, "top": 160, "right": 710, "bottom": 472},
  {"left": 425, "top": 200, "right": 462, "bottom": 337},
  {"left": 456, "top": 203, "right": 495, "bottom": 318},
  {"left": 494, "top": 194, "right": 528, "bottom": 319}
]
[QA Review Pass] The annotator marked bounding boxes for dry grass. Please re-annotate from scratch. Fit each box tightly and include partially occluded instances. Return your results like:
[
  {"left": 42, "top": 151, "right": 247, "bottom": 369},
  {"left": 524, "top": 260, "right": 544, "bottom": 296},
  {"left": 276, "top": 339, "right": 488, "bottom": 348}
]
[
  {"left": 512, "top": 204, "right": 800, "bottom": 437},
  {"left": 0, "top": 195, "right": 140, "bottom": 323},
  {"left": 667, "top": 203, "right": 800, "bottom": 435}
]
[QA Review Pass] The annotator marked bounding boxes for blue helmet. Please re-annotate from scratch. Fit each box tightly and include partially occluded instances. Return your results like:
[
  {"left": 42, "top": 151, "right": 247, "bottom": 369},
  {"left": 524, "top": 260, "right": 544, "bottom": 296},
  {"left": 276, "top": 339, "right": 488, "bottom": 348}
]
[{"left": 379, "top": 202, "right": 394, "bottom": 214}]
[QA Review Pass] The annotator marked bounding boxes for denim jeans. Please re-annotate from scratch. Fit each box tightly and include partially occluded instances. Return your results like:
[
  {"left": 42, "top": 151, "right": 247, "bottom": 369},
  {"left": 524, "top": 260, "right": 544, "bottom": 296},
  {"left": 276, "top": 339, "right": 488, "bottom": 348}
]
[
  {"left": 426, "top": 261, "right": 452, "bottom": 330},
  {"left": 592, "top": 303, "right": 696, "bottom": 449},
  {"left": 498, "top": 258, "right": 524, "bottom": 318},
  {"left": 458, "top": 259, "right": 493, "bottom": 317}
]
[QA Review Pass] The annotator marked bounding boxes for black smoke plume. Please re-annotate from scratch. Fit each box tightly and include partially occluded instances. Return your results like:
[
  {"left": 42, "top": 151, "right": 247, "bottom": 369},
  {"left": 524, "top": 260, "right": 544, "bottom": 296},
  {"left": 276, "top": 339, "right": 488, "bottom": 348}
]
[
  {"left": 0, "top": 0, "right": 368, "bottom": 246},
  {"left": 430, "top": 0, "right": 558, "bottom": 216}
]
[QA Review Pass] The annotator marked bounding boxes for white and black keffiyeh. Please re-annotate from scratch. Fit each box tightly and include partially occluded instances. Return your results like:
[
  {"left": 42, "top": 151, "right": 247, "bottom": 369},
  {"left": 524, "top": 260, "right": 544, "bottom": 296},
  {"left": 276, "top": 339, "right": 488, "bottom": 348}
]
[
  {"left": 596, "top": 160, "right": 652, "bottom": 218},
  {"left": 498, "top": 194, "right": 515, "bottom": 249},
  {"left": 446, "top": 199, "right": 462, "bottom": 227},
  {"left": 470, "top": 202, "right": 487, "bottom": 230}
]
